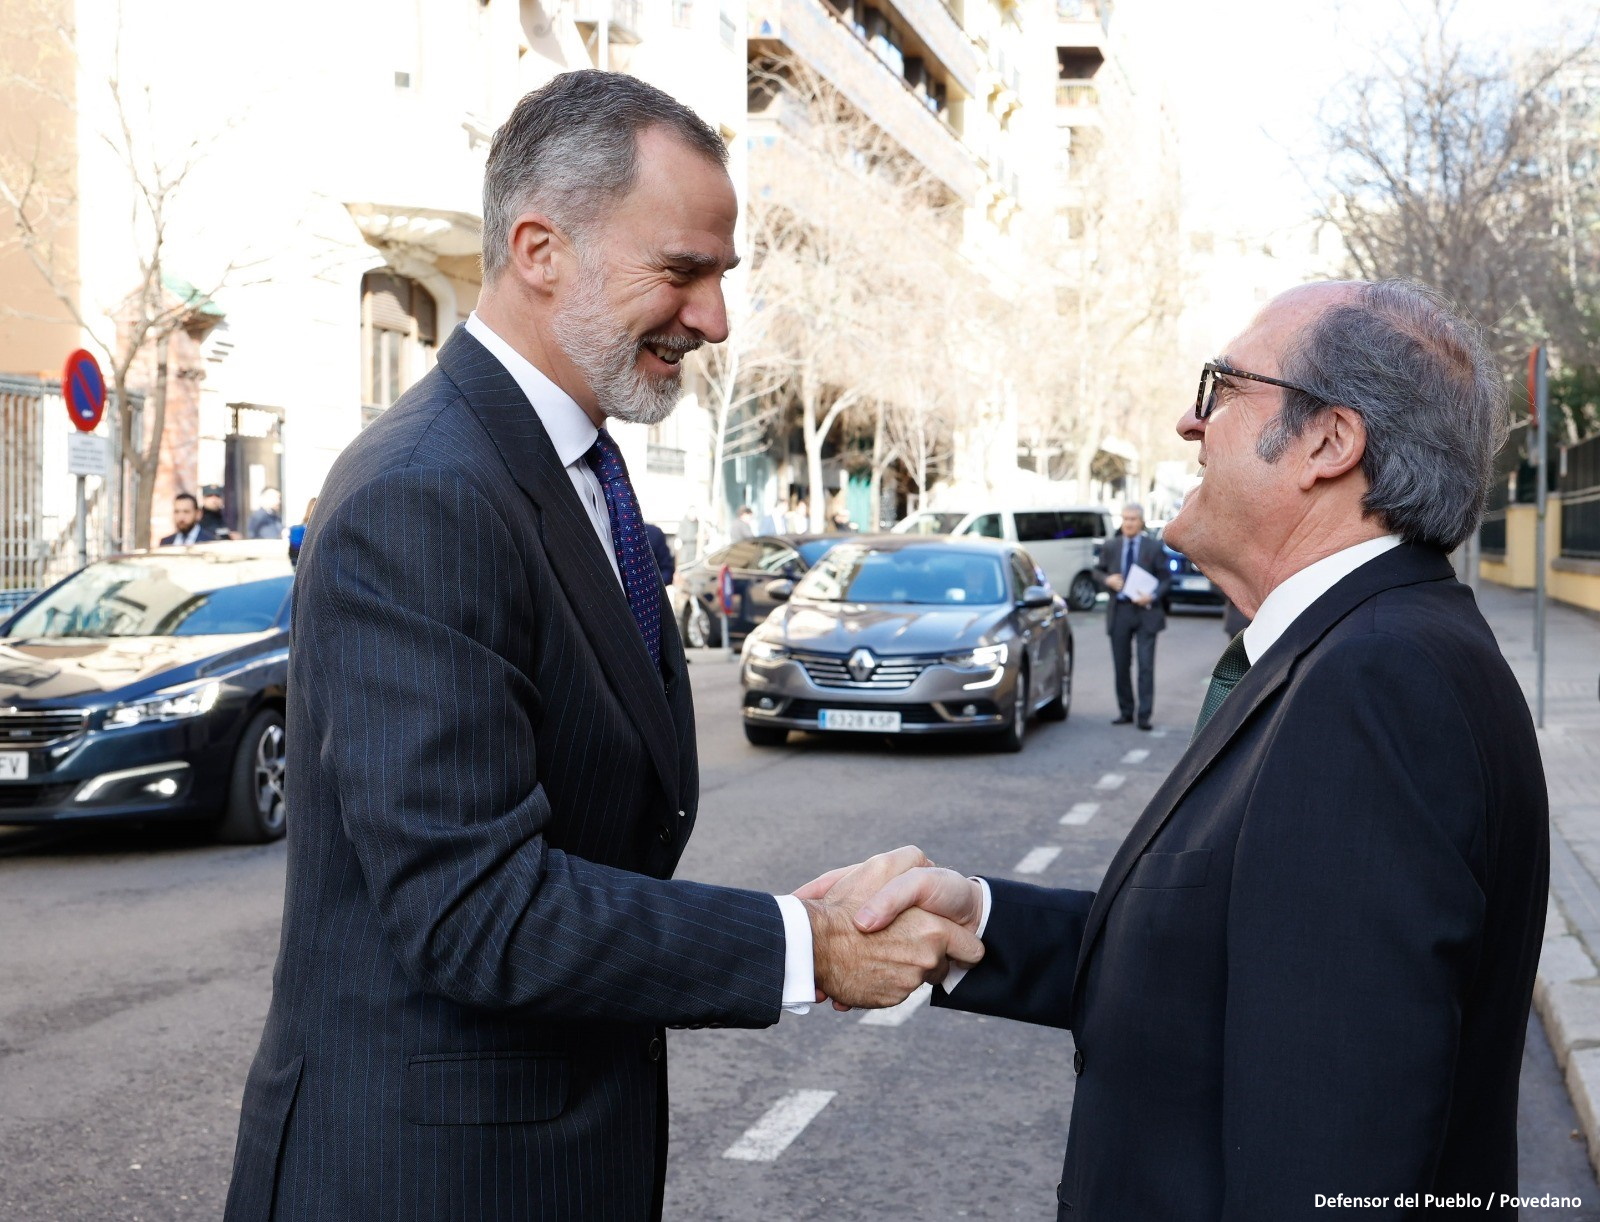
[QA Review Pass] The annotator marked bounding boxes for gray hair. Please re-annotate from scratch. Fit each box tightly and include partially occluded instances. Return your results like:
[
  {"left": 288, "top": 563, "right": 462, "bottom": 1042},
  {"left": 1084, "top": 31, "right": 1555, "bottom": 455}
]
[
  {"left": 1256, "top": 279, "right": 1508, "bottom": 551},
  {"left": 1121, "top": 502, "right": 1145, "bottom": 519},
  {"left": 481, "top": 70, "right": 728, "bottom": 282}
]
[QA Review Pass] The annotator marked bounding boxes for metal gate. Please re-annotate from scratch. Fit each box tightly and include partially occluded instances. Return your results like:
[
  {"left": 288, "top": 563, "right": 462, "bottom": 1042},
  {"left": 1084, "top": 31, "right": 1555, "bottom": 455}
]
[{"left": 0, "top": 373, "right": 122, "bottom": 611}]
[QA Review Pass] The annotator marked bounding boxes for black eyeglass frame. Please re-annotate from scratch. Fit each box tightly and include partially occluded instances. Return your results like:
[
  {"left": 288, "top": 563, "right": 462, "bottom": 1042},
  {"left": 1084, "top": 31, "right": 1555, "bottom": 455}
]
[{"left": 1194, "top": 361, "right": 1330, "bottom": 421}]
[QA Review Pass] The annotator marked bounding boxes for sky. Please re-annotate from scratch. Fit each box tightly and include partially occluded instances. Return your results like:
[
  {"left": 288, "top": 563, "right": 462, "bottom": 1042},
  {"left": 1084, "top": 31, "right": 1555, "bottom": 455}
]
[{"left": 1126, "top": 0, "right": 1594, "bottom": 236}]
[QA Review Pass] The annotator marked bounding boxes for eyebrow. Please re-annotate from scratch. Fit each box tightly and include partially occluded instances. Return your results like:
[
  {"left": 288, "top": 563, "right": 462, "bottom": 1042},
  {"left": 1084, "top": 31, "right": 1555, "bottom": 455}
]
[{"left": 666, "top": 249, "right": 741, "bottom": 272}]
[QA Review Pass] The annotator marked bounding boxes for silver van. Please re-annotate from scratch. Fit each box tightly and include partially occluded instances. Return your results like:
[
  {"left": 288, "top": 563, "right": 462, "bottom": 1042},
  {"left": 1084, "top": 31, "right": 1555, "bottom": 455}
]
[{"left": 891, "top": 506, "right": 1112, "bottom": 609}]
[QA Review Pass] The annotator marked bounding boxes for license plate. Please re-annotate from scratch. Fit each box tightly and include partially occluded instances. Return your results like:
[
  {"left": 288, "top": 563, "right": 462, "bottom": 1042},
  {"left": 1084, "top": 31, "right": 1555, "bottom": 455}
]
[
  {"left": 1178, "top": 575, "right": 1212, "bottom": 591},
  {"left": 0, "top": 752, "right": 28, "bottom": 780},
  {"left": 818, "top": 709, "right": 902, "bottom": 733}
]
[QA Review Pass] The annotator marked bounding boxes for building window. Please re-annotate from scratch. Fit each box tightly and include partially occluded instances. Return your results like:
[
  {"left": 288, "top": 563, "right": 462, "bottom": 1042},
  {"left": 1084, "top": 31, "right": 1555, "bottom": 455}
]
[
  {"left": 673, "top": 0, "right": 693, "bottom": 26},
  {"left": 361, "top": 271, "right": 438, "bottom": 423}
]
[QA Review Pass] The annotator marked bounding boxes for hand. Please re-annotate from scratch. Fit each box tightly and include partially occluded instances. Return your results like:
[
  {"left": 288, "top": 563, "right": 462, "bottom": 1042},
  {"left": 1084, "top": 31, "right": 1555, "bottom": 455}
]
[
  {"left": 795, "top": 848, "right": 984, "bottom": 1010},
  {"left": 1132, "top": 593, "right": 1154, "bottom": 607},
  {"left": 854, "top": 866, "right": 985, "bottom": 939},
  {"left": 1105, "top": 573, "right": 1125, "bottom": 593}
]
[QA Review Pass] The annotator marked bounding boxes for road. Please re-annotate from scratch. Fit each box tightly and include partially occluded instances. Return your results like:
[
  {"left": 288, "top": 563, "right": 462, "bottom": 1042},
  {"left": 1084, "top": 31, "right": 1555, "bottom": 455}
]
[{"left": 0, "top": 609, "right": 1594, "bottom": 1219}]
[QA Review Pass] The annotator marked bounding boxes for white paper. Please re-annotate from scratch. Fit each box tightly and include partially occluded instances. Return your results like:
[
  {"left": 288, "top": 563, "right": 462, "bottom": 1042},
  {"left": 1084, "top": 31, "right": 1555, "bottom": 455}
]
[{"left": 1123, "top": 563, "right": 1160, "bottom": 602}]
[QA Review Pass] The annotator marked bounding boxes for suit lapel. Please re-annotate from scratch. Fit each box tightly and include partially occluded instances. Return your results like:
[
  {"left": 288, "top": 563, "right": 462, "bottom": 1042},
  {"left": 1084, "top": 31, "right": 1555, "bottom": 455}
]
[
  {"left": 436, "top": 327, "right": 681, "bottom": 802},
  {"left": 1069, "top": 544, "right": 1457, "bottom": 1015}
]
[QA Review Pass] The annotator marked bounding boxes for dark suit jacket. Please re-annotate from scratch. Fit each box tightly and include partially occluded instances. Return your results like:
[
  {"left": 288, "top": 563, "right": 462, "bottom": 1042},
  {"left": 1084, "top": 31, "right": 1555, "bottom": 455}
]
[
  {"left": 937, "top": 544, "right": 1548, "bottom": 1219},
  {"left": 1093, "top": 532, "right": 1171, "bottom": 634},
  {"left": 158, "top": 526, "right": 216, "bottom": 546},
  {"left": 225, "top": 328, "right": 787, "bottom": 1222}
]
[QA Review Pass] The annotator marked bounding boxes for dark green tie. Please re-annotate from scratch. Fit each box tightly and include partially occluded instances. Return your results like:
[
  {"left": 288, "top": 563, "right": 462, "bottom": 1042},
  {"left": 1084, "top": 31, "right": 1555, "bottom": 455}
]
[{"left": 1193, "top": 631, "right": 1251, "bottom": 739}]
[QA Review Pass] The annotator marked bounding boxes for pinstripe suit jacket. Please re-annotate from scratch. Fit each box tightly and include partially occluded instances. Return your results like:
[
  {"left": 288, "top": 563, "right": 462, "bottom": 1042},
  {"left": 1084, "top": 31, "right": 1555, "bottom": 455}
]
[{"left": 225, "top": 327, "right": 787, "bottom": 1222}]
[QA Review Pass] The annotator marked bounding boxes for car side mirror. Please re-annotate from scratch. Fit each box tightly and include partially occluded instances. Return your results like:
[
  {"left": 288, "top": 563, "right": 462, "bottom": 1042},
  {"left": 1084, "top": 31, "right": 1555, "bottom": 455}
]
[
  {"left": 1021, "top": 585, "right": 1054, "bottom": 609},
  {"left": 764, "top": 579, "right": 795, "bottom": 603}
]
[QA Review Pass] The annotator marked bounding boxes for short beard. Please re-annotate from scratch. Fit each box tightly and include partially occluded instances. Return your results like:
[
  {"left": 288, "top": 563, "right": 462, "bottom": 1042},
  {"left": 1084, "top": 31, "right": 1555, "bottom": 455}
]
[{"left": 552, "top": 256, "right": 692, "bottom": 427}]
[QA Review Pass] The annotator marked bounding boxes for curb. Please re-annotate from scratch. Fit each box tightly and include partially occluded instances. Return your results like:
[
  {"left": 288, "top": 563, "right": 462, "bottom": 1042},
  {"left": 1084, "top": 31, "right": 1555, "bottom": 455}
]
[{"left": 1536, "top": 897, "right": 1600, "bottom": 1178}]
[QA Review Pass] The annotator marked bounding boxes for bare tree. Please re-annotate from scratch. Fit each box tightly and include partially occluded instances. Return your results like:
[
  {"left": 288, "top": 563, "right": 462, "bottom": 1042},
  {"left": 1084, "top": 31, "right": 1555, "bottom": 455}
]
[{"left": 1313, "top": 0, "right": 1600, "bottom": 435}]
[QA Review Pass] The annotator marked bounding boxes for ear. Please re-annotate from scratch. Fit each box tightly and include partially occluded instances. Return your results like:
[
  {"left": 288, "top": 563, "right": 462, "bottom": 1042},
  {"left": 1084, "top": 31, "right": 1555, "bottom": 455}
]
[
  {"left": 1296, "top": 405, "right": 1366, "bottom": 491},
  {"left": 504, "top": 211, "right": 569, "bottom": 297}
]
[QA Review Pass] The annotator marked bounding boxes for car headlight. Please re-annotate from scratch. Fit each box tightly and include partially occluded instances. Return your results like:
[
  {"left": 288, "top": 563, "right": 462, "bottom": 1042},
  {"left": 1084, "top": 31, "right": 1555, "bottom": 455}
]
[
  {"left": 746, "top": 638, "right": 791, "bottom": 662},
  {"left": 104, "top": 679, "right": 222, "bottom": 729},
  {"left": 942, "top": 643, "right": 1008, "bottom": 669}
]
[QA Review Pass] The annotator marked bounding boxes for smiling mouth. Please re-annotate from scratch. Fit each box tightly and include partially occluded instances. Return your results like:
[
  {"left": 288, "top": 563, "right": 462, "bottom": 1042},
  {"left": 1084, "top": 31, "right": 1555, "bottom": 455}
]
[{"left": 642, "top": 337, "right": 699, "bottom": 367}]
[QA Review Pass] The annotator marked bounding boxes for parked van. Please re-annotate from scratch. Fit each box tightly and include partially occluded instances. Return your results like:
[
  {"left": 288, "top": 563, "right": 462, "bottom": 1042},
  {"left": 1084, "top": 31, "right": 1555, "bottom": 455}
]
[{"left": 891, "top": 506, "right": 1112, "bottom": 609}]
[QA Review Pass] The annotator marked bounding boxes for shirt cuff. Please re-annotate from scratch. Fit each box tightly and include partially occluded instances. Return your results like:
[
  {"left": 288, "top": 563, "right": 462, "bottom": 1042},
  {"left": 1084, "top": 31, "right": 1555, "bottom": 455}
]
[
  {"left": 774, "top": 893, "right": 814, "bottom": 1015},
  {"left": 940, "top": 877, "right": 992, "bottom": 995}
]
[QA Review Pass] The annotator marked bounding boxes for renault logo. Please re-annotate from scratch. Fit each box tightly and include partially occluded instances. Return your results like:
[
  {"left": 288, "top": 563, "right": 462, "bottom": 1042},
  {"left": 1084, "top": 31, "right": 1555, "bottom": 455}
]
[{"left": 847, "top": 649, "right": 878, "bottom": 683}]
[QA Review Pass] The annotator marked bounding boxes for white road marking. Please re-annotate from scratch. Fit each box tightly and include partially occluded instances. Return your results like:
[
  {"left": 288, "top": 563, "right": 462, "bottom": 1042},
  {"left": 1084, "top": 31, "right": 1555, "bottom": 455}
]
[
  {"left": 1061, "top": 802, "right": 1099, "bottom": 825},
  {"left": 723, "top": 1090, "right": 838, "bottom": 1162},
  {"left": 1015, "top": 845, "right": 1063, "bottom": 874},
  {"left": 1094, "top": 773, "right": 1126, "bottom": 791},
  {"left": 1121, "top": 748, "right": 1150, "bottom": 765},
  {"left": 859, "top": 983, "right": 933, "bottom": 1027},
  {"left": 1149, "top": 728, "right": 1169, "bottom": 738}
]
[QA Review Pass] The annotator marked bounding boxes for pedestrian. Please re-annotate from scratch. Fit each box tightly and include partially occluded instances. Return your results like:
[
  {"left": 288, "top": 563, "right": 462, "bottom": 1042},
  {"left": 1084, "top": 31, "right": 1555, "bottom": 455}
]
[
  {"left": 287, "top": 496, "right": 317, "bottom": 568},
  {"left": 223, "top": 70, "right": 973, "bottom": 1222},
  {"left": 676, "top": 506, "right": 701, "bottom": 564},
  {"left": 838, "top": 278, "right": 1549, "bottom": 1219},
  {"left": 157, "top": 491, "right": 216, "bottom": 546},
  {"left": 200, "top": 485, "right": 234, "bottom": 539},
  {"left": 246, "top": 487, "right": 283, "bottom": 540},
  {"left": 1094, "top": 502, "right": 1169, "bottom": 730},
  {"left": 787, "top": 497, "right": 809, "bottom": 534},
  {"left": 829, "top": 510, "right": 853, "bottom": 532},
  {"left": 730, "top": 504, "right": 755, "bottom": 541},
  {"left": 644, "top": 521, "right": 674, "bottom": 585}
]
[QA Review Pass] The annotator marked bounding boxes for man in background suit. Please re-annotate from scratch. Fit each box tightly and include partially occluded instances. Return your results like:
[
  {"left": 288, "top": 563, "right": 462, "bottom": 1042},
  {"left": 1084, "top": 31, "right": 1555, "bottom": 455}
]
[
  {"left": 225, "top": 72, "right": 976, "bottom": 1222},
  {"left": 1094, "top": 503, "right": 1170, "bottom": 729},
  {"left": 826, "top": 280, "right": 1548, "bottom": 1218},
  {"left": 157, "top": 492, "right": 215, "bottom": 546}
]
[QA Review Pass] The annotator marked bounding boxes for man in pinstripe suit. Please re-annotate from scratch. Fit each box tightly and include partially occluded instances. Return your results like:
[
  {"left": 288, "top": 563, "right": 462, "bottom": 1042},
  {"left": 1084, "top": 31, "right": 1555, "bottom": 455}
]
[{"left": 224, "top": 72, "right": 979, "bottom": 1222}]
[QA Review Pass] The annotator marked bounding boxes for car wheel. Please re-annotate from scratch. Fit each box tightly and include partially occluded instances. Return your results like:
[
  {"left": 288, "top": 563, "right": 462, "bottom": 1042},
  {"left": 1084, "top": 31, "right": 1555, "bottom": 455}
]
[
  {"left": 217, "top": 707, "right": 288, "bottom": 844},
  {"left": 743, "top": 721, "right": 789, "bottom": 747},
  {"left": 1067, "top": 572, "right": 1097, "bottom": 611},
  {"left": 1040, "top": 646, "right": 1071, "bottom": 722},
  {"left": 992, "top": 666, "right": 1028, "bottom": 753},
  {"left": 681, "top": 601, "right": 721, "bottom": 648}
]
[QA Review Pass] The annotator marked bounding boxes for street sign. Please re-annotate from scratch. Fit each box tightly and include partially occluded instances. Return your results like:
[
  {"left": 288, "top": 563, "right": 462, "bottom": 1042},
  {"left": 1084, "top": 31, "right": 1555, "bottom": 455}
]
[
  {"left": 62, "top": 349, "right": 106, "bottom": 432},
  {"left": 67, "top": 433, "right": 109, "bottom": 477},
  {"left": 717, "top": 564, "right": 736, "bottom": 617}
]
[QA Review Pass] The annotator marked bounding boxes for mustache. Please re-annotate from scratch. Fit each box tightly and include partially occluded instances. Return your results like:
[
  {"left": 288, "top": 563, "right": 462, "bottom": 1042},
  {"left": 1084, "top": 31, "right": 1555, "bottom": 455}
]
[{"left": 640, "top": 333, "right": 702, "bottom": 357}]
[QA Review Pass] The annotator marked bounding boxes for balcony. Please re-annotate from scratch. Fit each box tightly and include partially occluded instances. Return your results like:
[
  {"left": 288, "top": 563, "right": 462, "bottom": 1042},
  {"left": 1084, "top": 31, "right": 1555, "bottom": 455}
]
[
  {"left": 750, "top": 0, "right": 979, "bottom": 203},
  {"left": 1056, "top": 80, "right": 1101, "bottom": 126},
  {"left": 888, "top": 0, "right": 981, "bottom": 98},
  {"left": 1056, "top": 0, "right": 1111, "bottom": 47}
]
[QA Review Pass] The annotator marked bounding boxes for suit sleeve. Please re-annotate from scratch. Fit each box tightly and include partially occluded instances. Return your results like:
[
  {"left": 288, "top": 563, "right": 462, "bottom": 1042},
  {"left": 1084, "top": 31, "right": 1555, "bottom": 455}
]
[
  {"left": 1220, "top": 632, "right": 1487, "bottom": 1215},
  {"left": 930, "top": 877, "right": 1094, "bottom": 1029},
  {"left": 299, "top": 464, "right": 785, "bottom": 1026}
]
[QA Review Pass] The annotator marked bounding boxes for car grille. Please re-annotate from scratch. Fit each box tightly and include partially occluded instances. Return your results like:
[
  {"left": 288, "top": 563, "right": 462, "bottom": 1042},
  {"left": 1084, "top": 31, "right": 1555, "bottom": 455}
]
[
  {"left": 0, "top": 782, "right": 78, "bottom": 810},
  {"left": 0, "top": 709, "right": 90, "bottom": 747},
  {"left": 792, "top": 651, "right": 936, "bottom": 692}
]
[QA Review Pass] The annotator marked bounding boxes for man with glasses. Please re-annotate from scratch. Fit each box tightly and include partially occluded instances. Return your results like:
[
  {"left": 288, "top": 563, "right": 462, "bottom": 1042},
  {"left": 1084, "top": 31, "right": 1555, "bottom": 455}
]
[{"left": 827, "top": 280, "right": 1548, "bottom": 1219}]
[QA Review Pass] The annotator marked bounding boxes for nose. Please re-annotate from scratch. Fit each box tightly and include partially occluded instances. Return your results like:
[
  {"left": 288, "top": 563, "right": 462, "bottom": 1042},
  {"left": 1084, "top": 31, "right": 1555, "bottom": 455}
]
[
  {"left": 1177, "top": 399, "right": 1205, "bottom": 443},
  {"left": 682, "top": 276, "right": 730, "bottom": 346}
]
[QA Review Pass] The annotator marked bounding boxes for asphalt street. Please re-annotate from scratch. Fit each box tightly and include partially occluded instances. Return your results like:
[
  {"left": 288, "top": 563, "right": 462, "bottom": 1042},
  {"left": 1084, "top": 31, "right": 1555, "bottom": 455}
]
[{"left": 0, "top": 607, "right": 1594, "bottom": 1220}]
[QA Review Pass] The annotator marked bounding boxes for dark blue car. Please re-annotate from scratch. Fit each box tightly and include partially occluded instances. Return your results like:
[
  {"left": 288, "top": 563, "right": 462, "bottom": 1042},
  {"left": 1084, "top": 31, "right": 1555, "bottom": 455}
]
[{"left": 0, "top": 542, "right": 292, "bottom": 841}]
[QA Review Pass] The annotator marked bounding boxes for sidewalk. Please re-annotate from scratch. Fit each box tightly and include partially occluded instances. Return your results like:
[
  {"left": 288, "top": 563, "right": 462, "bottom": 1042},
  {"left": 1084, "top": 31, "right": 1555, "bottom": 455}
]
[{"left": 1477, "top": 580, "right": 1600, "bottom": 1176}]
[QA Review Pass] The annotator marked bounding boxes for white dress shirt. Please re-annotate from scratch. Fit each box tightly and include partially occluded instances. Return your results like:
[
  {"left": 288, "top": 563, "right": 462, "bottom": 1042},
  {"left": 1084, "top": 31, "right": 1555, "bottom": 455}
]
[
  {"left": 947, "top": 532, "right": 1404, "bottom": 995},
  {"left": 170, "top": 525, "right": 203, "bottom": 545},
  {"left": 464, "top": 313, "right": 816, "bottom": 1015}
]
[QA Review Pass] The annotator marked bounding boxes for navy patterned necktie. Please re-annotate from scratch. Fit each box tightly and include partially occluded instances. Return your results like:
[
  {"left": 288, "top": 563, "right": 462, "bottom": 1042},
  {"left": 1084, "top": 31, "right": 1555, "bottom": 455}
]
[
  {"left": 585, "top": 429, "right": 662, "bottom": 669},
  {"left": 1193, "top": 631, "right": 1250, "bottom": 740}
]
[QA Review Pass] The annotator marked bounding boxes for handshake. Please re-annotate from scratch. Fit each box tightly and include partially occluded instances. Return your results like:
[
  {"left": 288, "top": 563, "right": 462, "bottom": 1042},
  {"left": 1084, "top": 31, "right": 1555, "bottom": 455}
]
[{"left": 795, "top": 847, "right": 986, "bottom": 1010}]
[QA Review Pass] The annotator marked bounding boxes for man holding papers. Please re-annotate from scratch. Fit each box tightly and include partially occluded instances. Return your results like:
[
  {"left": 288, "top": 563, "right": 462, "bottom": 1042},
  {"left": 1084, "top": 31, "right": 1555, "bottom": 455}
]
[{"left": 1095, "top": 503, "right": 1171, "bottom": 729}]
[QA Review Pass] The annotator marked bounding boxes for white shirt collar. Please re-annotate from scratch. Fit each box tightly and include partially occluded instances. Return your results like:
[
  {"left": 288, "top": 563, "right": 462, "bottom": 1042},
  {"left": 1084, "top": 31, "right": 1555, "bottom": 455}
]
[
  {"left": 464, "top": 311, "right": 597, "bottom": 468},
  {"left": 1241, "top": 534, "right": 1403, "bottom": 664}
]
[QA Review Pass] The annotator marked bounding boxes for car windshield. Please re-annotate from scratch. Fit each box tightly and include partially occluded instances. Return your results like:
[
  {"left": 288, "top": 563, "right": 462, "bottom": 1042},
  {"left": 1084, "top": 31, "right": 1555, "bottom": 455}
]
[
  {"left": 7, "top": 555, "right": 293, "bottom": 639},
  {"left": 795, "top": 539, "right": 839, "bottom": 566},
  {"left": 794, "top": 545, "right": 1007, "bottom": 606},
  {"left": 893, "top": 512, "right": 967, "bottom": 536}
]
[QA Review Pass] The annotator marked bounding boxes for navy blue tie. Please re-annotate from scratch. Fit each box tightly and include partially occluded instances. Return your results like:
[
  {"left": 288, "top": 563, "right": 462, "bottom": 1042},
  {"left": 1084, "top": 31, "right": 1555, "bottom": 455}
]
[{"left": 585, "top": 430, "right": 662, "bottom": 669}]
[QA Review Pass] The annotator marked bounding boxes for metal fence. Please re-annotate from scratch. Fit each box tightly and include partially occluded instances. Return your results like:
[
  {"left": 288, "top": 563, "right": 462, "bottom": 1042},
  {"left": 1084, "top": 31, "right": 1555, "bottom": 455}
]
[
  {"left": 0, "top": 374, "right": 117, "bottom": 596},
  {"left": 1479, "top": 423, "right": 1528, "bottom": 555},
  {"left": 1561, "top": 433, "right": 1600, "bottom": 560}
]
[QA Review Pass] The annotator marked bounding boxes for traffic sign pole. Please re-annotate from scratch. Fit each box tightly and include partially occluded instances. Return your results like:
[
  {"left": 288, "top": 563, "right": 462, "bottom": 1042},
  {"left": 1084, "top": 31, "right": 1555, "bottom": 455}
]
[{"left": 1534, "top": 347, "right": 1548, "bottom": 730}]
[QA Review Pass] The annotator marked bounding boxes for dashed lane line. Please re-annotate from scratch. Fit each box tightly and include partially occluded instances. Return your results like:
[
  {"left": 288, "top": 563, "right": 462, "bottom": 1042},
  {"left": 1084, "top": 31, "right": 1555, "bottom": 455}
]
[
  {"left": 1061, "top": 802, "right": 1099, "bottom": 826},
  {"left": 723, "top": 1090, "right": 838, "bottom": 1162},
  {"left": 1015, "top": 845, "right": 1063, "bottom": 874},
  {"left": 1121, "top": 748, "right": 1150, "bottom": 764},
  {"left": 859, "top": 983, "right": 933, "bottom": 1027},
  {"left": 1094, "top": 773, "right": 1126, "bottom": 791}
]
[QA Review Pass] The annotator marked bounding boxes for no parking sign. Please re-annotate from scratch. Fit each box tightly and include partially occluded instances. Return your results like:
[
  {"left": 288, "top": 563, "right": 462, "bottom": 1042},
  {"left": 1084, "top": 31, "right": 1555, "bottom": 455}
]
[{"left": 62, "top": 349, "right": 106, "bottom": 432}]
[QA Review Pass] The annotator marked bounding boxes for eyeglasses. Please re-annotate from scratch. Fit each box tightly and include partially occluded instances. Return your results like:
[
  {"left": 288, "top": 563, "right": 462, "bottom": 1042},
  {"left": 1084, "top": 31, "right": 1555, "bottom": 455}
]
[{"left": 1193, "top": 361, "right": 1329, "bottom": 421}]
